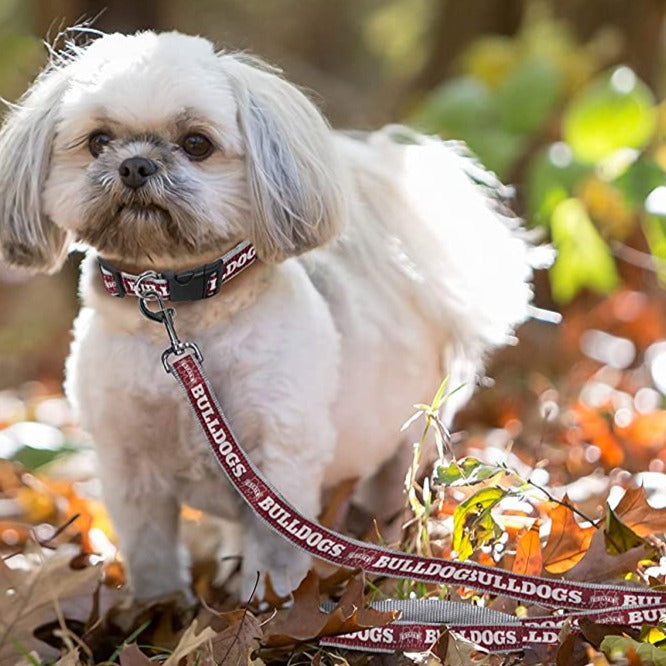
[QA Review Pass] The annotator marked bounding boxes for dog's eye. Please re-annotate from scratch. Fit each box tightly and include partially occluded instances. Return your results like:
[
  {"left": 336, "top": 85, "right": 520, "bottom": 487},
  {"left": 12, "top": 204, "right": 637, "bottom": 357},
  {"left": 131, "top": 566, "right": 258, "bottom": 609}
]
[
  {"left": 88, "top": 132, "right": 113, "bottom": 158},
  {"left": 180, "top": 133, "right": 214, "bottom": 160}
]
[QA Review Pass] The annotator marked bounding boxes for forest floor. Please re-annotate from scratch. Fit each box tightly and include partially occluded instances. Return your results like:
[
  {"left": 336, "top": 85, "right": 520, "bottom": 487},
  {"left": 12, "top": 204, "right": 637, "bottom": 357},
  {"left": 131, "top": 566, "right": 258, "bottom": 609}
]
[{"left": 2, "top": 288, "right": 666, "bottom": 665}]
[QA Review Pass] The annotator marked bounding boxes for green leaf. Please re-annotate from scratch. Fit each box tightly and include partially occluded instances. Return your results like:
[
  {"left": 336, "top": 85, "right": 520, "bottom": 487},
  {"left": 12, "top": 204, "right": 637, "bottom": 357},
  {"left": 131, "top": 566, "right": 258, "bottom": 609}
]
[
  {"left": 11, "top": 445, "right": 78, "bottom": 471},
  {"left": 525, "top": 145, "right": 590, "bottom": 224},
  {"left": 604, "top": 505, "right": 647, "bottom": 555},
  {"left": 460, "top": 127, "right": 526, "bottom": 180},
  {"left": 497, "top": 57, "right": 564, "bottom": 134},
  {"left": 614, "top": 158, "right": 666, "bottom": 208},
  {"left": 602, "top": 635, "right": 666, "bottom": 664},
  {"left": 549, "top": 198, "right": 619, "bottom": 303},
  {"left": 412, "top": 76, "right": 497, "bottom": 136},
  {"left": 436, "top": 457, "right": 505, "bottom": 486},
  {"left": 452, "top": 486, "right": 506, "bottom": 561},
  {"left": 563, "top": 66, "right": 657, "bottom": 164},
  {"left": 431, "top": 377, "right": 450, "bottom": 412},
  {"left": 643, "top": 213, "right": 666, "bottom": 285}
]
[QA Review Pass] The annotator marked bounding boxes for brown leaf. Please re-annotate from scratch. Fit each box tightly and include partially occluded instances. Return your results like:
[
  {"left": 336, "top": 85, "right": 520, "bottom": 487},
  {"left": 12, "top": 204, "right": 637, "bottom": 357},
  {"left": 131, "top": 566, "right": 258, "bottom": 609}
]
[
  {"left": 162, "top": 616, "right": 217, "bottom": 666},
  {"left": 579, "top": 619, "right": 639, "bottom": 648},
  {"left": 556, "top": 621, "right": 588, "bottom": 666},
  {"left": 542, "top": 499, "right": 596, "bottom": 574},
  {"left": 319, "top": 477, "right": 359, "bottom": 530},
  {"left": 207, "top": 609, "right": 262, "bottom": 664},
  {"left": 263, "top": 570, "right": 397, "bottom": 648},
  {"left": 441, "top": 629, "right": 493, "bottom": 665},
  {"left": 564, "top": 529, "right": 654, "bottom": 582},
  {"left": 614, "top": 485, "right": 666, "bottom": 538},
  {"left": 0, "top": 546, "right": 107, "bottom": 664},
  {"left": 513, "top": 525, "right": 543, "bottom": 576},
  {"left": 119, "top": 644, "right": 153, "bottom": 666}
]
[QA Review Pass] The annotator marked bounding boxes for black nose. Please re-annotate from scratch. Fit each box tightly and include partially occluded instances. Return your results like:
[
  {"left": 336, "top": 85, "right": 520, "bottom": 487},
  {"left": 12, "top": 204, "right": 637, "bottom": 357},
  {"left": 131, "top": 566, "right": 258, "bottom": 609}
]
[{"left": 118, "top": 156, "right": 158, "bottom": 189}]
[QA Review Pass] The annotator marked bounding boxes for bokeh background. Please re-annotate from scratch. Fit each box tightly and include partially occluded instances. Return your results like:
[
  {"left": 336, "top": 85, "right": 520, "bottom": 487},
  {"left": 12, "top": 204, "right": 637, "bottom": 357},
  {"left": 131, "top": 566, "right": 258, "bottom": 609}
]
[
  {"left": 2, "top": 0, "right": 666, "bottom": 420},
  {"left": 2, "top": 5, "right": 666, "bottom": 662}
]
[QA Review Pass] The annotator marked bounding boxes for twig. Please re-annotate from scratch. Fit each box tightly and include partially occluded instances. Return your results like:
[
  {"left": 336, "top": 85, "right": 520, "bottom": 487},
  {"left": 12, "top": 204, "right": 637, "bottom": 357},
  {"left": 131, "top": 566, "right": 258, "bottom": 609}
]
[{"left": 526, "top": 479, "right": 600, "bottom": 528}]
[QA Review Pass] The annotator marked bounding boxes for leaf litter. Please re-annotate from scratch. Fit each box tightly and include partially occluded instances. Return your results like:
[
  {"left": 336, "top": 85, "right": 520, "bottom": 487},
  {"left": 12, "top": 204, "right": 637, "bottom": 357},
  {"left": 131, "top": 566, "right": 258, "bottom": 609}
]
[{"left": 2, "top": 290, "right": 666, "bottom": 664}]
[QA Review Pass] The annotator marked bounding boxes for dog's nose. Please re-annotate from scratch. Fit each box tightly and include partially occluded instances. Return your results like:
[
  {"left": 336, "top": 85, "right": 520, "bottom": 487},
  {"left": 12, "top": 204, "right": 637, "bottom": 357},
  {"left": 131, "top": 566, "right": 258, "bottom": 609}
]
[{"left": 118, "top": 157, "right": 158, "bottom": 189}]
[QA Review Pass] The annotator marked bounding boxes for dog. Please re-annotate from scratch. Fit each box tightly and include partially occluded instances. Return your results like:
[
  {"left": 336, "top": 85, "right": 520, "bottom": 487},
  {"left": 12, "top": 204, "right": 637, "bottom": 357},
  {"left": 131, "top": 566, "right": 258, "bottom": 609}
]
[{"left": 0, "top": 31, "right": 534, "bottom": 601}]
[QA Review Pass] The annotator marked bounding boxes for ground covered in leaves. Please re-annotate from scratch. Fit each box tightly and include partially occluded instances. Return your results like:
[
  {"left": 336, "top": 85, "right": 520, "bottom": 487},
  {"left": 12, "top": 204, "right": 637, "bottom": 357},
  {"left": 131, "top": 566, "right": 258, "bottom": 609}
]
[{"left": 2, "top": 288, "right": 666, "bottom": 665}]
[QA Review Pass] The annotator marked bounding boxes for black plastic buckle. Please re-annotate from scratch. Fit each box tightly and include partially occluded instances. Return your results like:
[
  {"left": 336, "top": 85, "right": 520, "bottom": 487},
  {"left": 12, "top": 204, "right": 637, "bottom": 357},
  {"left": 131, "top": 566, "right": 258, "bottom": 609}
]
[{"left": 162, "top": 258, "right": 224, "bottom": 302}]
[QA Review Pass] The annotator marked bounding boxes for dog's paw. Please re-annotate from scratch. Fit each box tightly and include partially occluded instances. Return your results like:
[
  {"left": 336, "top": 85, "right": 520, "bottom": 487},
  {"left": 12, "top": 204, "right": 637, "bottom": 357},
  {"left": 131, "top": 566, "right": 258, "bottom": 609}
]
[{"left": 241, "top": 526, "right": 311, "bottom": 600}]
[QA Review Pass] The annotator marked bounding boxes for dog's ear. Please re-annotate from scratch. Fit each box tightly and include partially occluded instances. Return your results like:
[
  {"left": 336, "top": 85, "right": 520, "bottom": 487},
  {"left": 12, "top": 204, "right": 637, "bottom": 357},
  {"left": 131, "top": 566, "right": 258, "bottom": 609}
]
[
  {"left": 221, "top": 54, "right": 345, "bottom": 262},
  {"left": 0, "top": 64, "right": 72, "bottom": 273}
]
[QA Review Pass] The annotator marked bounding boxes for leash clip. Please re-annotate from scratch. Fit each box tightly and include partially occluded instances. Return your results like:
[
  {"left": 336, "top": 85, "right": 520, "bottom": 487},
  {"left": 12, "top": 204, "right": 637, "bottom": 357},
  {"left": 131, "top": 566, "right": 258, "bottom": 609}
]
[{"left": 136, "top": 272, "right": 204, "bottom": 372}]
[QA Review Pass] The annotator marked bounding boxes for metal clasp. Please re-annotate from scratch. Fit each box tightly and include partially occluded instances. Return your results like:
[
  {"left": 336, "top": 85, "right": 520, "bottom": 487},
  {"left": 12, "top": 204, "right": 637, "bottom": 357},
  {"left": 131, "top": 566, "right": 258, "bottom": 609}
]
[{"left": 136, "top": 272, "right": 204, "bottom": 373}]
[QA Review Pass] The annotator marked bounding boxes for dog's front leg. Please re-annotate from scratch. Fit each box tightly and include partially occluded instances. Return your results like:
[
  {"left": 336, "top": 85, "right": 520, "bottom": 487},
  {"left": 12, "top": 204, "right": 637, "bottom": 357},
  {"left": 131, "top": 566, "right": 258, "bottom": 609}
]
[
  {"left": 96, "top": 448, "right": 192, "bottom": 602},
  {"left": 240, "top": 455, "right": 324, "bottom": 600},
  {"left": 105, "top": 487, "right": 190, "bottom": 601}
]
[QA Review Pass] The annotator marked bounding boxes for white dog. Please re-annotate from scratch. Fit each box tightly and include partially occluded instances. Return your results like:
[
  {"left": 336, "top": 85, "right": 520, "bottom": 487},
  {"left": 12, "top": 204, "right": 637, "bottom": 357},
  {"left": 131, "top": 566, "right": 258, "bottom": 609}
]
[{"left": 0, "top": 31, "right": 533, "bottom": 600}]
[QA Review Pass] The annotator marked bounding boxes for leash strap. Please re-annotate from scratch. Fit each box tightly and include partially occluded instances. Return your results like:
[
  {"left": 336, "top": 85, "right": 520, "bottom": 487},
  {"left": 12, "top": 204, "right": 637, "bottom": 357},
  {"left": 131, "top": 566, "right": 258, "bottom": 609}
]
[
  {"left": 135, "top": 290, "right": 666, "bottom": 654},
  {"left": 167, "top": 350, "right": 666, "bottom": 650},
  {"left": 98, "top": 240, "right": 256, "bottom": 301}
]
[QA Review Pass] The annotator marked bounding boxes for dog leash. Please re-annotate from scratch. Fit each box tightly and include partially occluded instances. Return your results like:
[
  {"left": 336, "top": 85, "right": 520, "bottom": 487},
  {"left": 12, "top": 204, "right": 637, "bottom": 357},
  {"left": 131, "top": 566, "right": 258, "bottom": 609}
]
[{"left": 133, "top": 282, "right": 666, "bottom": 655}]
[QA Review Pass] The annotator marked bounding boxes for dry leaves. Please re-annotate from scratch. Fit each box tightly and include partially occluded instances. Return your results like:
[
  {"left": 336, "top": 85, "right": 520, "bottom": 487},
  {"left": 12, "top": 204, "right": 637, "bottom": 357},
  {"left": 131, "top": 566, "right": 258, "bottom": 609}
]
[
  {"left": 542, "top": 499, "right": 595, "bottom": 574},
  {"left": 512, "top": 524, "right": 543, "bottom": 576},
  {"left": 263, "top": 570, "right": 397, "bottom": 648}
]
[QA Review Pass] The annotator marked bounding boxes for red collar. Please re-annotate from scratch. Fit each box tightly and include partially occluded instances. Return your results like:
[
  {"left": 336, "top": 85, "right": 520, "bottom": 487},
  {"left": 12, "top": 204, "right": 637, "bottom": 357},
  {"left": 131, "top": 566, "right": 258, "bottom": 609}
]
[{"left": 97, "top": 240, "right": 257, "bottom": 302}]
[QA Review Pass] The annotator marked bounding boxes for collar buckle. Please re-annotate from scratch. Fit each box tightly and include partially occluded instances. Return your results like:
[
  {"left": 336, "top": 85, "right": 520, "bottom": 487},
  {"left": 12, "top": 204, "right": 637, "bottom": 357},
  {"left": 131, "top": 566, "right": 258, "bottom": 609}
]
[{"left": 162, "top": 258, "right": 223, "bottom": 302}]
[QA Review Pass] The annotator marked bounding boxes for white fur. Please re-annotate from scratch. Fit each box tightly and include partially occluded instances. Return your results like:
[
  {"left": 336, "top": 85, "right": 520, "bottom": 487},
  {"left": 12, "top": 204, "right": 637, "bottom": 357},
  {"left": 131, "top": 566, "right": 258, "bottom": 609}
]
[{"left": 0, "top": 31, "right": 532, "bottom": 600}]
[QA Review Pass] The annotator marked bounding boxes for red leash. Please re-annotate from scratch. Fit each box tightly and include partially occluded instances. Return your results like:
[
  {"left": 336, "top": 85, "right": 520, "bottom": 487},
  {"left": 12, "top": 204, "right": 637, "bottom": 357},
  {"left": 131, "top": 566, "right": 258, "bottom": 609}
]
[{"left": 135, "top": 284, "right": 666, "bottom": 655}]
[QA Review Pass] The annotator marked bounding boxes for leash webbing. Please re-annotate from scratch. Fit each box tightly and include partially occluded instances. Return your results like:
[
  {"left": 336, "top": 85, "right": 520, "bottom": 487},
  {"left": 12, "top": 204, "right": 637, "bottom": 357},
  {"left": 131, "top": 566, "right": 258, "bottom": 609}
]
[{"left": 134, "top": 287, "right": 666, "bottom": 654}]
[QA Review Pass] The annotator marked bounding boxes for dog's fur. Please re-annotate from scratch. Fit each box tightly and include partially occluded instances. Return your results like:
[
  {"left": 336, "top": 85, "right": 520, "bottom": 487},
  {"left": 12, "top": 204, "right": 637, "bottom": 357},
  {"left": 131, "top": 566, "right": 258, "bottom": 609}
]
[{"left": 0, "top": 31, "right": 533, "bottom": 600}]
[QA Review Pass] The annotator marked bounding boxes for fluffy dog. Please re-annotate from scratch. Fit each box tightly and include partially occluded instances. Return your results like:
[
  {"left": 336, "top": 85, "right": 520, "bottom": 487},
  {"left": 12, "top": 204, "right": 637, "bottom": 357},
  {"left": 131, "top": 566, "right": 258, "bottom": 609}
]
[{"left": 0, "top": 31, "right": 533, "bottom": 600}]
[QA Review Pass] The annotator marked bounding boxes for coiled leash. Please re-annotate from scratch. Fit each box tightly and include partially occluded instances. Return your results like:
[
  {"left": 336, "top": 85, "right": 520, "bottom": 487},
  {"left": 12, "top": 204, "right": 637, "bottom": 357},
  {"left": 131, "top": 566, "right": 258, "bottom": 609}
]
[{"left": 131, "top": 262, "right": 666, "bottom": 655}]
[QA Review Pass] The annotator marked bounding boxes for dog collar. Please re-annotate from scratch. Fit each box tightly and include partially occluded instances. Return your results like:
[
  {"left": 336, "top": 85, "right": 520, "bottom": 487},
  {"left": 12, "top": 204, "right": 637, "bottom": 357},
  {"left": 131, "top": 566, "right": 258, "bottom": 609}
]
[{"left": 97, "top": 240, "right": 257, "bottom": 302}]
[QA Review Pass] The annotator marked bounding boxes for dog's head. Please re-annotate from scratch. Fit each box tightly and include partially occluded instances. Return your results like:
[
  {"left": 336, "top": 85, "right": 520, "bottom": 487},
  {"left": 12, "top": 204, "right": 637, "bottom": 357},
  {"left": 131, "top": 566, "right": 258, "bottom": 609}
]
[{"left": 0, "top": 31, "right": 345, "bottom": 271}]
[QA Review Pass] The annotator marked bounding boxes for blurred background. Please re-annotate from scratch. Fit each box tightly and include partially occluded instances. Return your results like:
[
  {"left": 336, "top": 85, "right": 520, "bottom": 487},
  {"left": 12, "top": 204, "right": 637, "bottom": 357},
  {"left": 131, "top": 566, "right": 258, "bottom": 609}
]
[
  {"left": 2, "top": 5, "right": 666, "bottom": 655},
  {"left": 2, "top": 0, "right": 666, "bottom": 481}
]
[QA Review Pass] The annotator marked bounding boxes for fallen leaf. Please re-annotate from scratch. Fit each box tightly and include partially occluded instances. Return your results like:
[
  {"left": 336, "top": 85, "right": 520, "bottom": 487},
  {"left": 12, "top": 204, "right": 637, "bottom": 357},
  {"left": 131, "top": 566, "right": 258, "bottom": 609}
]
[
  {"left": 513, "top": 524, "right": 543, "bottom": 576},
  {"left": 614, "top": 485, "right": 666, "bottom": 537},
  {"left": 208, "top": 609, "right": 262, "bottom": 664},
  {"left": 263, "top": 570, "right": 397, "bottom": 647},
  {"left": 440, "top": 628, "right": 492, "bottom": 665},
  {"left": 564, "top": 529, "right": 654, "bottom": 582},
  {"left": 162, "top": 616, "right": 217, "bottom": 666},
  {"left": 579, "top": 618, "right": 639, "bottom": 648},
  {"left": 318, "top": 477, "right": 358, "bottom": 530},
  {"left": 542, "top": 499, "right": 596, "bottom": 574},
  {"left": 556, "top": 620, "right": 588, "bottom": 666},
  {"left": 0, "top": 546, "right": 105, "bottom": 664}
]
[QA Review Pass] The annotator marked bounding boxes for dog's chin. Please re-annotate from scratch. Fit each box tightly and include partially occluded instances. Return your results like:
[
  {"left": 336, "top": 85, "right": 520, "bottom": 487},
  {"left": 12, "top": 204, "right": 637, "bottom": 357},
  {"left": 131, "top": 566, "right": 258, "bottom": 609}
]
[
  {"left": 119, "top": 203, "right": 170, "bottom": 219},
  {"left": 77, "top": 200, "right": 201, "bottom": 262}
]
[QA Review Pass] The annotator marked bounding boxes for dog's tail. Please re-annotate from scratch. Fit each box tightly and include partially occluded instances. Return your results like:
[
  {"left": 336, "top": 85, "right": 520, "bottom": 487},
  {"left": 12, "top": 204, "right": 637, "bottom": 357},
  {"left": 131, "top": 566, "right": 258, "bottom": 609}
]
[{"left": 347, "top": 126, "right": 539, "bottom": 419}]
